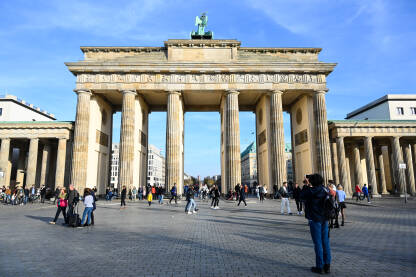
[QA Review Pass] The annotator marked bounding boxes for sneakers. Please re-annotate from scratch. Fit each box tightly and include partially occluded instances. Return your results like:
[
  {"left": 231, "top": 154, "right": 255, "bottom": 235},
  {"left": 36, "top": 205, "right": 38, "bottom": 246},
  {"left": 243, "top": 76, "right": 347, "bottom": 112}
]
[
  {"left": 187, "top": 212, "right": 192, "bottom": 214},
  {"left": 214, "top": 206, "right": 219, "bottom": 209},
  {"left": 192, "top": 211, "right": 197, "bottom": 214},
  {"left": 49, "top": 221, "right": 56, "bottom": 225}
]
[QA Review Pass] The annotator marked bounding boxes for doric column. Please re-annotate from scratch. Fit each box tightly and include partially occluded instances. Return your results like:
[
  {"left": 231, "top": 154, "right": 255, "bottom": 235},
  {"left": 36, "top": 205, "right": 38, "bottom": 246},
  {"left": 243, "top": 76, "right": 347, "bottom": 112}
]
[
  {"left": 0, "top": 138, "right": 11, "bottom": 188},
  {"left": 403, "top": 143, "right": 416, "bottom": 196},
  {"left": 313, "top": 91, "right": 333, "bottom": 185},
  {"left": 26, "top": 138, "right": 39, "bottom": 188},
  {"left": 71, "top": 89, "right": 91, "bottom": 192},
  {"left": 55, "top": 138, "right": 67, "bottom": 188},
  {"left": 377, "top": 149, "right": 388, "bottom": 194},
  {"left": 16, "top": 146, "right": 26, "bottom": 187},
  {"left": 331, "top": 141, "right": 339, "bottom": 186},
  {"left": 352, "top": 143, "right": 363, "bottom": 186},
  {"left": 336, "top": 137, "right": 351, "bottom": 196},
  {"left": 364, "top": 136, "right": 379, "bottom": 195},
  {"left": 391, "top": 136, "right": 406, "bottom": 194},
  {"left": 119, "top": 90, "right": 136, "bottom": 191},
  {"left": 166, "top": 91, "right": 184, "bottom": 192},
  {"left": 224, "top": 90, "right": 241, "bottom": 191},
  {"left": 269, "top": 90, "right": 286, "bottom": 189},
  {"left": 39, "top": 144, "right": 51, "bottom": 187},
  {"left": 412, "top": 143, "right": 416, "bottom": 185}
]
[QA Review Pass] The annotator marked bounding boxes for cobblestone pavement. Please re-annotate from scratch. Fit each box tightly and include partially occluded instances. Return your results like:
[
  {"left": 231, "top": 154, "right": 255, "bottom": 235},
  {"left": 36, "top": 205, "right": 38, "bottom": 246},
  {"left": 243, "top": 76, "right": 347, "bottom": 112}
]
[{"left": 1, "top": 196, "right": 415, "bottom": 277}]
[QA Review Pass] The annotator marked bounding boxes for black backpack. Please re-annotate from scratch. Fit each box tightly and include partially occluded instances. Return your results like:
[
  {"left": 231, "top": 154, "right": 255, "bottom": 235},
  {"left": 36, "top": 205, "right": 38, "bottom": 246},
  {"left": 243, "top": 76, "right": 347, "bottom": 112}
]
[{"left": 323, "top": 188, "right": 337, "bottom": 221}]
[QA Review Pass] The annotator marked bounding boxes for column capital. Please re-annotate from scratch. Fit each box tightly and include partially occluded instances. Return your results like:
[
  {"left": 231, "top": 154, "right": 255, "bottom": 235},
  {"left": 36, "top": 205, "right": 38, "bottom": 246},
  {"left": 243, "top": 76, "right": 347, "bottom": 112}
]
[
  {"left": 74, "top": 89, "right": 92, "bottom": 95},
  {"left": 165, "top": 90, "right": 181, "bottom": 95},
  {"left": 269, "top": 89, "right": 284, "bottom": 95},
  {"left": 225, "top": 89, "right": 239, "bottom": 95},
  {"left": 121, "top": 89, "right": 137, "bottom": 96},
  {"left": 315, "top": 89, "right": 329, "bottom": 95}
]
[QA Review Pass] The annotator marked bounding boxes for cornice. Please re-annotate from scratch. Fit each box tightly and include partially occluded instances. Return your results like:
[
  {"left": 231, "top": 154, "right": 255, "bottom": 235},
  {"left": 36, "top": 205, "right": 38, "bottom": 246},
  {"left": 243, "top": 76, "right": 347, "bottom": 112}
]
[
  {"left": 240, "top": 47, "right": 322, "bottom": 54},
  {"left": 65, "top": 62, "right": 337, "bottom": 75},
  {"left": 81, "top": 47, "right": 165, "bottom": 53}
]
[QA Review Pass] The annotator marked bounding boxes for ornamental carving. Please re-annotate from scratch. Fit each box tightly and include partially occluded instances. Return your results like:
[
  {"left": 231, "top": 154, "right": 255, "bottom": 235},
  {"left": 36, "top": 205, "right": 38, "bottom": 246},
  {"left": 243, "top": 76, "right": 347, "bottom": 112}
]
[{"left": 76, "top": 73, "right": 325, "bottom": 84}]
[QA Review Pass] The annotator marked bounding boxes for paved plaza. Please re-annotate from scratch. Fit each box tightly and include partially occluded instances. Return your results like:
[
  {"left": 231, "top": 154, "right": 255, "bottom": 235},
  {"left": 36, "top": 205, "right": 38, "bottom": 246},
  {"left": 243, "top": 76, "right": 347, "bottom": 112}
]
[{"left": 1, "top": 197, "right": 415, "bottom": 277}]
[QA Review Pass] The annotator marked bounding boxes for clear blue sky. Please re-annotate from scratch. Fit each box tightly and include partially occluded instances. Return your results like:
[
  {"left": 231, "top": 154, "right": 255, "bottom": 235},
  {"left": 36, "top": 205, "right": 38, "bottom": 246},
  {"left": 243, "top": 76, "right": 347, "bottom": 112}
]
[{"left": 1, "top": 0, "right": 415, "bottom": 177}]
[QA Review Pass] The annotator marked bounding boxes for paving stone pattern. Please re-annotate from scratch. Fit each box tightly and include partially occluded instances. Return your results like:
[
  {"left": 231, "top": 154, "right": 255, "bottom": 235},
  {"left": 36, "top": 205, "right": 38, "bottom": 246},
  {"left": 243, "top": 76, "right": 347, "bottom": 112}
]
[{"left": 0, "top": 197, "right": 415, "bottom": 277}]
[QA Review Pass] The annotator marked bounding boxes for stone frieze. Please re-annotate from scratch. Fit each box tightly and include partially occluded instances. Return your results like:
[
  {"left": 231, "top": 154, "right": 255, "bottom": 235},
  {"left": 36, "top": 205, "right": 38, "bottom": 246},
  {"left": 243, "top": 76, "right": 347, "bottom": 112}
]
[{"left": 77, "top": 73, "right": 325, "bottom": 84}]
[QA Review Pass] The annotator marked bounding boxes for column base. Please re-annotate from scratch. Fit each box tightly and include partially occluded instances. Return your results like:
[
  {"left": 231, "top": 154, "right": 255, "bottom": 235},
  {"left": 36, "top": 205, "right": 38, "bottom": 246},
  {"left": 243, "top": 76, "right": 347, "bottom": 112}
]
[{"left": 371, "top": 194, "right": 381, "bottom": 198}]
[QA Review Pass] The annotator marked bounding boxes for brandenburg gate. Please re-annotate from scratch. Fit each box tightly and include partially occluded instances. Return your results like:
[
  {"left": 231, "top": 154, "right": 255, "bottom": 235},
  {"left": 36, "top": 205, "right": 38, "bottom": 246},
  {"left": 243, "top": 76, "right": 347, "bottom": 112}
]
[{"left": 66, "top": 39, "right": 336, "bottom": 194}]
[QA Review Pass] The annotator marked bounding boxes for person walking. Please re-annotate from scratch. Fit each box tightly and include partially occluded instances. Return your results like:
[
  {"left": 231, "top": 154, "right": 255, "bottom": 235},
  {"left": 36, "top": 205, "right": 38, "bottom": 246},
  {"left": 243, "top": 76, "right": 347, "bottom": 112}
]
[
  {"left": 66, "top": 184, "right": 79, "bottom": 224},
  {"left": 186, "top": 187, "right": 197, "bottom": 214},
  {"left": 212, "top": 185, "right": 220, "bottom": 209},
  {"left": 237, "top": 184, "right": 247, "bottom": 207},
  {"left": 235, "top": 184, "right": 240, "bottom": 201},
  {"left": 328, "top": 184, "right": 339, "bottom": 229},
  {"left": 293, "top": 183, "right": 302, "bottom": 215},
  {"left": 301, "top": 174, "right": 332, "bottom": 274},
  {"left": 336, "top": 185, "right": 347, "bottom": 226},
  {"left": 40, "top": 185, "right": 46, "bottom": 203},
  {"left": 120, "top": 186, "right": 127, "bottom": 209},
  {"left": 362, "top": 184, "right": 371, "bottom": 203},
  {"left": 147, "top": 189, "right": 153, "bottom": 206},
  {"left": 53, "top": 186, "right": 60, "bottom": 205},
  {"left": 138, "top": 186, "right": 143, "bottom": 200},
  {"left": 259, "top": 185, "right": 265, "bottom": 202},
  {"left": 279, "top": 182, "right": 292, "bottom": 215},
  {"left": 169, "top": 183, "right": 178, "bottom": 205},
  {"left": 49, "top": 188, "right": 68, "bottom": 225},
  {"left": 158, "top": 185, "right": 165, "bottom": 205},
  {"left": 78, "top": 188, "right": 94, "bottom": 228},
  {"left": 90, "top": 188, "right": 97, "bottom": 225},
  {"left": 131, "top": 187, "right": 137, "bottom": 201},
  {"left": 354, "top": 184, "right": 362, "bottom": 202}
]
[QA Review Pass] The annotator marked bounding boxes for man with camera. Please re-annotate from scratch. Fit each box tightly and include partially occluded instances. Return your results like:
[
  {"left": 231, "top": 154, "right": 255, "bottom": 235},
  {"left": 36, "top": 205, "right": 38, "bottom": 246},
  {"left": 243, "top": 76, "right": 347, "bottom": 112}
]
[{"left": 301, "top": 174, "right": 332, "bottom": 274}]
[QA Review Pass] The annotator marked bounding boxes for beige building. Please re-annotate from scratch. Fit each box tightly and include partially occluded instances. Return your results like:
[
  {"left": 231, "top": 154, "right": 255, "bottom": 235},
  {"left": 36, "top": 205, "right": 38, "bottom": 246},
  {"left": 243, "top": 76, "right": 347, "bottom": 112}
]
[
  {"left": 0, "top": 121, "right": 73, "bottom": 190},
  {"left": 65, "top": 38, "right": 336, "bottom": 195},
  {"left": 241, "top": 142, "right": 257, "bottom": 186},
  {"left": 329, "top": 120, "right": 416, "bottom": 196}
]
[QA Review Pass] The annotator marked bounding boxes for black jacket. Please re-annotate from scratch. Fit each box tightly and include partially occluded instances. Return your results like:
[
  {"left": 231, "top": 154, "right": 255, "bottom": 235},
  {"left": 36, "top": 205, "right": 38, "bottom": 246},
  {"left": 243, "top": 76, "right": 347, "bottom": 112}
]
[
  {"left": 186, "top": 189, "right": 194, "bottom": 200},
  {"left": 300, "top": 185, "right": 327, "bottom": 223},
  {"left": 239, "top": 187, "right": 246, "bottom": 199},
  {"left": 121, "top": 188, "right": 127, "bottom": 199},
  {"left": 293, "top": 187, "right": 302, "bottom": 200},
  {"left": 67, "top": 189, "right": 79, "bottom": 205},
  {"left": 279, "top": 186, "right": 289, "bottom": 198}
]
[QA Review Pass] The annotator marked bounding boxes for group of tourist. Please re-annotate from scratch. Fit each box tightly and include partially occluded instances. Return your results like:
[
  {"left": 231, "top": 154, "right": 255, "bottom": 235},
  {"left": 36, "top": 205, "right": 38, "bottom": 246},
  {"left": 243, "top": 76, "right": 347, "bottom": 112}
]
[
  {"left": 354, "top": 183, "right": 372, "bottom": 203},
  {"left": 0, "top": 185, "right": 48, "bottom": 205}
]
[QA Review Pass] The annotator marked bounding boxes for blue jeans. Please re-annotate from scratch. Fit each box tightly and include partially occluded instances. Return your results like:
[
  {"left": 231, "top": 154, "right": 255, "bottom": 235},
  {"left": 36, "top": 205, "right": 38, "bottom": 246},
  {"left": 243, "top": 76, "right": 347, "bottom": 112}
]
[
  {"left": 188, "top": 199, "right": 196, "bottom": 212},
  {"left": 159, "top": 194, "right": 164, "bottom": 204},
  {"left": 81, "top": 207, "right": 93, "bottom": 225},
  {"left": 309, "top": 220, "right": 331, "bottom": 269}
]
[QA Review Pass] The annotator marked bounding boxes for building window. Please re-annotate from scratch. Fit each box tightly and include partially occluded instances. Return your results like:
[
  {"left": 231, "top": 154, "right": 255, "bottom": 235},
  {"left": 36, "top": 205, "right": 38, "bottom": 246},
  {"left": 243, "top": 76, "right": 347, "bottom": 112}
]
[
  {"left": 0, "top": 108, "right": 2, "bottom": 116},
  {"left": 411, "top": 107, "right": 416, "bottom": 115},
  {"left": 396, "top": 107, "right": 404, "bottom": 115}
]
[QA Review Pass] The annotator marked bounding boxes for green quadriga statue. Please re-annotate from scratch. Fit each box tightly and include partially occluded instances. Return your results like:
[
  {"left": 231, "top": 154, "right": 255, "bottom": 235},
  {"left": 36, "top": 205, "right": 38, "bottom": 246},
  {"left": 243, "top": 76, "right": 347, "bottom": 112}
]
[{"left": 191, "top": 13, "right": 213, "bottom": 39}]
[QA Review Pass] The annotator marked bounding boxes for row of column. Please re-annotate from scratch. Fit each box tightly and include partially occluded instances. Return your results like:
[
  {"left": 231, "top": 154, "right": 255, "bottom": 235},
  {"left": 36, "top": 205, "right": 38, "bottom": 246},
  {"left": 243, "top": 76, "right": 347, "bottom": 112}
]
[
  {"left": 0, "top": 137, "right": 67, "bottom": 189},
  {"left": 71, "top": 88, "right": 333, "bottom": 194},
  {"left": 334, "top": 136, "right": 416, "bottom": 196}
]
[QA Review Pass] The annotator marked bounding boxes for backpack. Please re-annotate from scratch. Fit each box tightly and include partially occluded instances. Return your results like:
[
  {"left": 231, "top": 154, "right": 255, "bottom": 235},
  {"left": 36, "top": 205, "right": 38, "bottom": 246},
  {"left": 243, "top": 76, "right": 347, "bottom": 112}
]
[{"left": 323, "top": 187, "right": 337, "bottom": 221}]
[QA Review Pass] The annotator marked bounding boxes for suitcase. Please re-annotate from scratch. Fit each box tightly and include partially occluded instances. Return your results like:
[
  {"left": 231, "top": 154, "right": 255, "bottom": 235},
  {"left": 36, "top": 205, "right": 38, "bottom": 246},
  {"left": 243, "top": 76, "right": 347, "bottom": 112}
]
[
  {"left": 69, "top": 213, "right": 81, "bottom": 227},
  {"left": 69, "top": 205, "right": 81, "bottom": 227}
]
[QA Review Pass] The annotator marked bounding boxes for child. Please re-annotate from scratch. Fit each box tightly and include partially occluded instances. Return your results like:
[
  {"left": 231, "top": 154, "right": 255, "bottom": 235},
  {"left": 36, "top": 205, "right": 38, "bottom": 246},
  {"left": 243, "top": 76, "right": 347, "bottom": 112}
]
[{"left": 147, "top": 191, "right": 153, "bottom": 206}]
